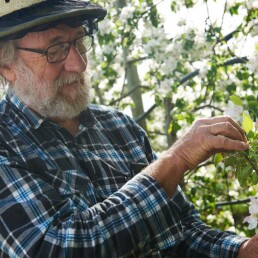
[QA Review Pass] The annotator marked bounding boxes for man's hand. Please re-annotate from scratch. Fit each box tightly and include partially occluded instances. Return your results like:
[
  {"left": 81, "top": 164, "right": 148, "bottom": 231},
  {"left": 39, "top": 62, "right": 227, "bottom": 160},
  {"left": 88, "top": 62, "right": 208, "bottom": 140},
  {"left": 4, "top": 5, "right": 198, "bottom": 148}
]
[
  {"left": 144, "top": 116, "right": 249, "bottom": 197},
  {"left": 170, "top": 115, "right": 248, "bottom": 170},
  {"left": 237, "top": 236, "right": 258, "bottom": 258}
]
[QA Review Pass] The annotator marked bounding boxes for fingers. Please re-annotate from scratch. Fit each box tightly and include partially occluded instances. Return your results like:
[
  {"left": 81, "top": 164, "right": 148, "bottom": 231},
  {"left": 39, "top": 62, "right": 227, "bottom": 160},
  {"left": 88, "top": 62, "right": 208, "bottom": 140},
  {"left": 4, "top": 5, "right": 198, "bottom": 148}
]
[
  {"left": 196, "top": 116, "right": 247, "bottom": 142},
  {"left": 207, "top": 121, "right": 248, "bottom": 146},
  {"left": 209, "top": 134, "right": 248, "bottom": 151},
  {"left": 168, "top": 115, "right": 249, "bottom": 171},
  {"left": 199, "top": 117, "right": 249, "bottom": 151}
]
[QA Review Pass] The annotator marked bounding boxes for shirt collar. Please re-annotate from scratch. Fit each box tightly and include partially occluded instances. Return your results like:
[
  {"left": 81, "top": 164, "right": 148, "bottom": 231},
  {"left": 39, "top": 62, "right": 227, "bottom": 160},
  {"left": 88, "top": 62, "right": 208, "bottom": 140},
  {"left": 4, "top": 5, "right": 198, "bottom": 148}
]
[
  {"left": 6, "top": 91, "right": 97, "bottom": 130},
  {"left": 6, "top": 91, "right": 47, "bottom": 130},
  {"left": 79, "top": 107, "right": 96, "bottom": 129}
]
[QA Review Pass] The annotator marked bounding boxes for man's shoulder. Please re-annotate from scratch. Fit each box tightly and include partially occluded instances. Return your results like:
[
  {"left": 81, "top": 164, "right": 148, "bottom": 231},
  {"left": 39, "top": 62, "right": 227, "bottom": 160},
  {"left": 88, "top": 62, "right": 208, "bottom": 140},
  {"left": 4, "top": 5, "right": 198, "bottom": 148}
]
[
  {"left": 86, "top": 104, "right": 137, "bottom": 128},
  {"left": 88, "top": 104, "right": 130, "bottom": 115},
  {"left": 0, "top": 98, "right": 16, "bottom": 139},
  {"left": 0, "top": 97, "right": 9, "bottom": 121},
  {"left": 88, "top": 104, "right": 118, "bottom": 113},
  {"left": 87, "top": 104, "right": 132, "bottom": 121}
]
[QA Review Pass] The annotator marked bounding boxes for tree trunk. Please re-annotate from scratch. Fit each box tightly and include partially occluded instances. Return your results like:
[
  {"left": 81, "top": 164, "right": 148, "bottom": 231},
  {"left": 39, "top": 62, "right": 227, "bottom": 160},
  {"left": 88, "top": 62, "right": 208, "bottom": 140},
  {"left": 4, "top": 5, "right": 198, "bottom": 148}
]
[
  {"left": 164, "top": 97, "right": 177, "bottom": 147},
  {"left": 115, "top": 0, "right": 147, "bottom": 130}
]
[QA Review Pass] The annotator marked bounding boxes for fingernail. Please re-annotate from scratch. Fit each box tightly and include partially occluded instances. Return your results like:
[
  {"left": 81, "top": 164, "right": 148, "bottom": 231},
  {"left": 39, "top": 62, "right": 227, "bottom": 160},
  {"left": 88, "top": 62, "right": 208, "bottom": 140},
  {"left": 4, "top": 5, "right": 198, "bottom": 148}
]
[{"left": 241, "top": 142, "right": 249, "bottom": 149}]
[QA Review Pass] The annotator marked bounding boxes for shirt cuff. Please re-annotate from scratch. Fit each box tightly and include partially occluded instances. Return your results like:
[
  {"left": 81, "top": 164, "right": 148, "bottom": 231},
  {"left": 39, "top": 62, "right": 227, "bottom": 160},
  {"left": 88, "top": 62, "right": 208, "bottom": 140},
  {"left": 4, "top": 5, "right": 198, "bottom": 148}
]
[{"left": 118, "top": 173, "right": 184, "bottom": 251}]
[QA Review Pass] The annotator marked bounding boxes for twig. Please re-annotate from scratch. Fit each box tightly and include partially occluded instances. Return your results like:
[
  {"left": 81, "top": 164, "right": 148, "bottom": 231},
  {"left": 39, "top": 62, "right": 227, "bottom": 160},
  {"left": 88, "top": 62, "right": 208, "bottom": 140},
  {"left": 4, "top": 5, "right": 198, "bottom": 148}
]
[
  {"left": 244, "top": 154, "right": 258, "bottom": 175},
  {"left": 216, "top": 198, "right": 250, "bottom": 208}
]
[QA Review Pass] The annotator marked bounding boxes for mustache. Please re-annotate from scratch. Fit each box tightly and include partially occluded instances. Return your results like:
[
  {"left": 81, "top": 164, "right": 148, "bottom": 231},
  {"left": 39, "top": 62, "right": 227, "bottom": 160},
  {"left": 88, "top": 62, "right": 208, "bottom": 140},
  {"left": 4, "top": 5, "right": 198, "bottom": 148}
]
[{"left": 54, "top": 73, "right": 84, "bottom": 89}]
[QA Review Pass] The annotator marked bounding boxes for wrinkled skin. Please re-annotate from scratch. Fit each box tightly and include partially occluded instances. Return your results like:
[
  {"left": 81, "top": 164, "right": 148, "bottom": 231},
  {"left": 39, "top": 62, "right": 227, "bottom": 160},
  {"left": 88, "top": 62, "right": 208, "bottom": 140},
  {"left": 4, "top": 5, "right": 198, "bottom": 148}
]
[{"left": 237, "top": 236, "right": 258, "bottom": 258}]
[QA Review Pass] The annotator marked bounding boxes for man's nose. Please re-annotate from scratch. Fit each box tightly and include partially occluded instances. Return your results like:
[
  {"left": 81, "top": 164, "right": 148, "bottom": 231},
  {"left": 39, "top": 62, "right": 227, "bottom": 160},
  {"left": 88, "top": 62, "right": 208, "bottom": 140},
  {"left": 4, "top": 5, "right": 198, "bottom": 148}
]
[{"left": 63, "top": 46, "right": 87, "bottom": 72}]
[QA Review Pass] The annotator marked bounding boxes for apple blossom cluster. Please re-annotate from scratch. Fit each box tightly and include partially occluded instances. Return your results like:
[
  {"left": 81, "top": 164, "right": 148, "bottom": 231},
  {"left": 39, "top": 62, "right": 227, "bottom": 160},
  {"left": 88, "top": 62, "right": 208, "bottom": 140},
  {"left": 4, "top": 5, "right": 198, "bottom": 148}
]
[
  {"left": 246, "top": 0, "right": 258, "bottom": 9},
  {"left": 91, "top": 1, "right": 257, "bottom": 128},
  {"left": 98, "top": 20, "right": 115, "bottom": 36},
  {"left": 119, "top": 4, "right": 135, "bottom": 24},
  {"left": 92, "top": 0, "right": 257, "bottom": 107},
  {"left": 243, "top": 197, "right": 258, "bottom": 232},
  {"left": 247, "top": 47, "right": 258, "bottom": 75},
  {"left": 224, "top": 101, "right": 244, "bottom": 122}
]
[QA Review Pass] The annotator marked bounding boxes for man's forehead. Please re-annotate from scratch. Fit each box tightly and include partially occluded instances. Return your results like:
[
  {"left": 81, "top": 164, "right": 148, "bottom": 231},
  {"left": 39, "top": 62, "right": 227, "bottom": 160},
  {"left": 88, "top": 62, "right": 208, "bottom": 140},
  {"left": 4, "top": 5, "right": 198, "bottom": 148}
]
[
  {"left": 49, "top": 24, "right": 85, "bottom": 33},
  {"left": 20, "top": 24, "right": 85, "bottom": 45}
]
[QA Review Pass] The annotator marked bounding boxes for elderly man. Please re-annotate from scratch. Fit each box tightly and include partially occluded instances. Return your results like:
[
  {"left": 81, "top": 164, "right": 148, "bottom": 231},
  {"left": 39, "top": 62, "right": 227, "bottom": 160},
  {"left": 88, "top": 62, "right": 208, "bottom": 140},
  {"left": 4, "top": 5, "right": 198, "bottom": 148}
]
[{"left": 0, "top": 1, "right": 257, "bottom": 257}]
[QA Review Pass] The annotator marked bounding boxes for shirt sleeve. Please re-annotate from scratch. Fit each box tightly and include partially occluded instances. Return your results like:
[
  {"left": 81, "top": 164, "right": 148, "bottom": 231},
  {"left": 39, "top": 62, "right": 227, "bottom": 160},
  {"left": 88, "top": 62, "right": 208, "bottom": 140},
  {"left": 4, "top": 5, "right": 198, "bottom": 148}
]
[
  {"left": 0, "top": 158, "right": 183, "bottom": 258},
  {"left": 0, "top": 105, "right": 248, "bottom": 258},
  {"left": 172, "top": 187, "right": 248, "bottom": 258},
  {"left": 131, "top": 115, "right": 248, "bottom": 258}
]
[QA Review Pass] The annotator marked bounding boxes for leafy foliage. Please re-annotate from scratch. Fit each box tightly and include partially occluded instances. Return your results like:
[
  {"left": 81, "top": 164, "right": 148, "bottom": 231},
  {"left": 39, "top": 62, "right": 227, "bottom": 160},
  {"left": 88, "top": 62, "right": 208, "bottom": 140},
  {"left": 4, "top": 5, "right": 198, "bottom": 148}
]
[
  {"left": 219, "top": 105, "right": 257, "bottom": 188},
  {"left": 89, "top": 0, "right": 258, "bottom": 236}
]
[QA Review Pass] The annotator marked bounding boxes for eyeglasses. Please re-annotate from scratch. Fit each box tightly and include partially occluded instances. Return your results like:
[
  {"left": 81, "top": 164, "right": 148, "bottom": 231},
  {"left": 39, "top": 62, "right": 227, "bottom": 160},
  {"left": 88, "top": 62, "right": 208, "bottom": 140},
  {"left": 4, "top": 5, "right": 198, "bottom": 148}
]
[{"left": 16, "top": 34, "right": 93, "bottom": 63}]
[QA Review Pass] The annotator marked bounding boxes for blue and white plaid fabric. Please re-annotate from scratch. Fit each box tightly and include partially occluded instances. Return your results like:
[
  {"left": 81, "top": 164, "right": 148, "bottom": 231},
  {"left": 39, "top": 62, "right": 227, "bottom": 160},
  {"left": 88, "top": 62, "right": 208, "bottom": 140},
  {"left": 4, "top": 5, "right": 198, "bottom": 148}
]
[{"left": 0, "top": 93, "right": 246, "bottom": 257}]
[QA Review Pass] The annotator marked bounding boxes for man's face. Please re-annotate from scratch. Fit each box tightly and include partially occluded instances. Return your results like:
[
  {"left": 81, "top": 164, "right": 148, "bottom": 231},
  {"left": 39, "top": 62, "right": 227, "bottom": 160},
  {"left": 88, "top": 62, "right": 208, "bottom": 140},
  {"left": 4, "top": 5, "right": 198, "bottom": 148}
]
[{"left": 11, "top": 24, "right": 91, "bottom": 119}]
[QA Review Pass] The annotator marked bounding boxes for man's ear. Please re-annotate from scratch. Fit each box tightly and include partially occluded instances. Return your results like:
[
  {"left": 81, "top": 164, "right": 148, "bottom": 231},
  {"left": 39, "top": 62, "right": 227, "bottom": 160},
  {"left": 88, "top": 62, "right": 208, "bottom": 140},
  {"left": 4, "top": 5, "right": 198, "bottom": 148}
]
[{"left": 0, "top": 64, "right": 16, "bottom": 85}]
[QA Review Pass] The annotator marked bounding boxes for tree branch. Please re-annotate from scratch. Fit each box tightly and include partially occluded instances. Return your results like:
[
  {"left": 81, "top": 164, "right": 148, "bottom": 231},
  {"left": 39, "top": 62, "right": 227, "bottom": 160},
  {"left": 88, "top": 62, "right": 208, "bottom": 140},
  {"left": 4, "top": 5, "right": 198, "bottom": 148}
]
[
  {"left": 245, "top": 154, "right": 258, "bottom": 175},
  {"left": 127, "top": 56, "right": 150, "bottom": 65},
  {"left": 179, "top": 69, "right": 200, "bottom": 85},
  {"left": 216, "top": 198, "right": 250, "bottom": 208},
  {"left": 178, "top": 56, "right": 248, "bottom": 87},
  {"left": 109, "top": 85, "right": 150, "bottom": 106},
  {"left": 223, "top": 56, "right": 248, "bottom": 66},
  {"left": 185, "top": 161, "right": 214, "bottom": 178},
  {"left": 132, "top": 55, "right": 248, "bottom": 122},
  {"left": 135, "top": 104, "right": 157, "bottom": 123},
  {"left": 134, "top": 0, "right": 164, "bottom": 27},
  {"left": 192, "top": 104, "right": 223, "bottom": 113}
]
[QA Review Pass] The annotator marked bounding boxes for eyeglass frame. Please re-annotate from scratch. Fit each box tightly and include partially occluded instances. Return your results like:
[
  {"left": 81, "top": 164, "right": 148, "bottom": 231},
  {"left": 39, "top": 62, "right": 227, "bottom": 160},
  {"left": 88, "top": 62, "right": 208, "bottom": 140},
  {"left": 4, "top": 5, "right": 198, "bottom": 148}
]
[{"left": 16, "top": 29, "right": 93, "bottom": 63}]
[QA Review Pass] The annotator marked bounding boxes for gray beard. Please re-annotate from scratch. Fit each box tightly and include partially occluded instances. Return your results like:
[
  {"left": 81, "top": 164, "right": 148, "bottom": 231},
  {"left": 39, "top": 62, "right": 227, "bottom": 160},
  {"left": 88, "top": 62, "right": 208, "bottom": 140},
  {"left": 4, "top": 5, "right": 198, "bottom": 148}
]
[{"left": 10, "top": 59, "right": 91, "bottom": 119}]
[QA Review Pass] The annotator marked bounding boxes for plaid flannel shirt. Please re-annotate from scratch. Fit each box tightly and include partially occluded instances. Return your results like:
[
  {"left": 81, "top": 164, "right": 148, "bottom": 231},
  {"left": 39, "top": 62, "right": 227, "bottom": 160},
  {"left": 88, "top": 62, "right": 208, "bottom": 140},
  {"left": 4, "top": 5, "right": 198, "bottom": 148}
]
[{"left": 0, "top": 92, "right": 246, "bottom": 258}]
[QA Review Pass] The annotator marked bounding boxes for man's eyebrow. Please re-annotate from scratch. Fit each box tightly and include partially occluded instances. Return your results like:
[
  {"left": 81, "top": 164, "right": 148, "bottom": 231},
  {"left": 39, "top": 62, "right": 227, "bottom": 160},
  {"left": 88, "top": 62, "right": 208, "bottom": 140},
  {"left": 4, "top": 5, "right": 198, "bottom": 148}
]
[
  {"left": 76, "top": 28, "right": 86, "bottom": 37},
  {"left": 48, "top": 29, "right": 86, "bottom": 45},
  {"left": 49, "top": 35, "right": 64, "bottom": 45}
]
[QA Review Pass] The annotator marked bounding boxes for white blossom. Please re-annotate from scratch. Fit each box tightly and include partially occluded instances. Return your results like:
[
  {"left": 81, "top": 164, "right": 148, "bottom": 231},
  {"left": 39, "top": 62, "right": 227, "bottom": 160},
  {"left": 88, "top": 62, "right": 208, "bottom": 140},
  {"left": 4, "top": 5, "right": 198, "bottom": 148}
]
[
  {"left": 98, "top": 20, "right": 115, "bottom": 35},
  {"left": 246, "top": 0, "right": 258, "bottom": 9},
  {"left": 144, "top": 38, "right": 160, "bottom": 53},
  {"left": 193, "top": 60, "right": 210, "bottom": 78},
  {"left": 217, "top": 161, "right": 225, "bottom": 170},
  {"left": 159, "top": 78, "right": 174, "bottom": 97},
  {"left": 229, "top": 190, "right": 239, "bottom": 198},
  {"left": 120, "top": 5, "right": 135, "bottom": 23},
  {"left": 177, "top": 17, "right": 187, "bottom": 27},
  {"left": 207, "top": 214, "right": 216, "bottom": 222},
  {"left": 224, "top": 101, "right": 243, "bottom": 122},
  {"left": 196, "top": 199, "right": 203, "bottom": 207},
  {"left": 243, "top": 197, "right": 258, "bottom": 230},
  {"left": 102, "top": 43, "right": 116, "bottom": 55},
  {"left": 160, "top": 59, "right": 178, "bottom": 75},
  {"left": 247, "top": 46, "right": 258, "bottom": 73}
]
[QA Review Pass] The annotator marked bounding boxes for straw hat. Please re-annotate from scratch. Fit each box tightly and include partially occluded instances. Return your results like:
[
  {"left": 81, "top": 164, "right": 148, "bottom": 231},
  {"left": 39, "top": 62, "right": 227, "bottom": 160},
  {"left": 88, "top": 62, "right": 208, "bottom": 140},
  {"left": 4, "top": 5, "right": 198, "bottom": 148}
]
[{"left": 0, "top": 0, "right": 107, "bottom": 40}]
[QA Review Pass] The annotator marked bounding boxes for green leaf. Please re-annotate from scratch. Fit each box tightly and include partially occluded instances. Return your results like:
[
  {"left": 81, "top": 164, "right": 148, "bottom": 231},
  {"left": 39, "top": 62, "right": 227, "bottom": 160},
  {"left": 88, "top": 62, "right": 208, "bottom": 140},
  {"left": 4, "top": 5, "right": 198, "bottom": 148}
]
[
  {"left": 169, "top": 121, "right": 181, "bottom": 134},
  {"left": 248, "top": 100, "right": 258, "bottom": 117},
  {"left": 252, "top": 172, "right": 258, "bottom": 185},
  {"left": 184, "top": 0, "right": 195, "bottom": 8},
  {"left": 214, "top": 153, "right": 223, "bottom": 166},
  {"left": 242, "top": 113, "right": 254, "bottom": 133},
  {"left": 230, "top": 95, "right": 243, "bottom": 106},
  {"left": 237, "top": 166, "right": 252, "bottom": 187},
  {"left": 224, "top": 155, "right": 236, "bottom": 167},
  {"left": 229, "top": 3, "right": 241, "bottom": 15},
  {"left": 149, "top": 7, "right": 159, "bottom": 27},
  {"left": 170, "top": 1, "right": 177, "bottom": 12}
]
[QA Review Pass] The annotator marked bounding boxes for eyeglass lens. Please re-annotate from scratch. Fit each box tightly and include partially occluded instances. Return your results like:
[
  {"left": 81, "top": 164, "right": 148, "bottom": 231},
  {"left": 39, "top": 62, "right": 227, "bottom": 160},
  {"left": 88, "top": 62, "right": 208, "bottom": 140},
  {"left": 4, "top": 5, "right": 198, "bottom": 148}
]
[{"left": 47, "top": 35, "right": 93, "bottom": 63}]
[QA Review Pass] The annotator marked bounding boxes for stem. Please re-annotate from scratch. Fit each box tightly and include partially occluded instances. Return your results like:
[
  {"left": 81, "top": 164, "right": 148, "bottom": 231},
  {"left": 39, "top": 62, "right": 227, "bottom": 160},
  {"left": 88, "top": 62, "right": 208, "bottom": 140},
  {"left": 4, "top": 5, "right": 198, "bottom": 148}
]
[{"left": 245, "top": 154, "right": 258, "bottom": 175}]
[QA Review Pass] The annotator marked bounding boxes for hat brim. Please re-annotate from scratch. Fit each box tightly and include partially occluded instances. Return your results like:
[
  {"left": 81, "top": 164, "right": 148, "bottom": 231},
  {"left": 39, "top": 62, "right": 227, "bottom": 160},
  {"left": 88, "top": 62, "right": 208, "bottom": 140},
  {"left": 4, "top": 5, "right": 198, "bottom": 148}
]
[{"left": 0, "top": 1, "right": 107, "bottom": 40}]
